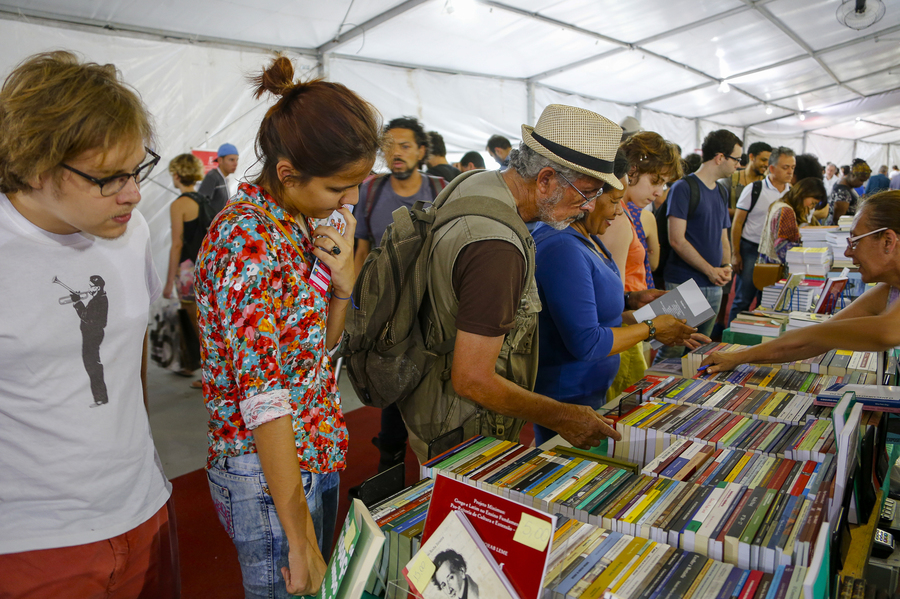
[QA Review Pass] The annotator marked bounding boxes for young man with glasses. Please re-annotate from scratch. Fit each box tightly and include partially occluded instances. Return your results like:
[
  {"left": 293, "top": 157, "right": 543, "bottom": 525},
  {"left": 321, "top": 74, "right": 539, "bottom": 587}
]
[
  {"left": 657, "top": 129, "right": 741, "bottom": 360},
  {"left": 0, "top": 52, "right": 177, "bottom": 597}
]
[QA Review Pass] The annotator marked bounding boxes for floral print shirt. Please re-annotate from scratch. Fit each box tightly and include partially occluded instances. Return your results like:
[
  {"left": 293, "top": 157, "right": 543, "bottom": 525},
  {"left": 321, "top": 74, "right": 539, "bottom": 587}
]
[{"left": 195, "top": 182, "right": 347, "bottom": 473}]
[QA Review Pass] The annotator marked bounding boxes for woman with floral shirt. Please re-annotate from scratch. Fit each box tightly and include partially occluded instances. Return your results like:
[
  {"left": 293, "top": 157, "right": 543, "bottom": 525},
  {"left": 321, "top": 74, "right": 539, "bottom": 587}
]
[{"left": 194, "top": 57, "right": 380, "bottom": 598}]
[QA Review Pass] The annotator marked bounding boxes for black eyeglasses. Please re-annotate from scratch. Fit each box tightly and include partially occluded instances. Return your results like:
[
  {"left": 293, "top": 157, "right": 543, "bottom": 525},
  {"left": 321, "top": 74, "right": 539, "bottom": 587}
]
[
  {"left": 61, "top": 148, "right": 160, "bottom": 197},
  {"left": 722, "top": 154, "right": 741, "bottom": 163}
]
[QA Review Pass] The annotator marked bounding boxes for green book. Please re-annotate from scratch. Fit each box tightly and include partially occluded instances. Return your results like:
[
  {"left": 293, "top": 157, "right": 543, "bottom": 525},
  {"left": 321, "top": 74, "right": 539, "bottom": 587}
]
[{"left": 318, "top": 498, "right": 386, "bottom": 599}]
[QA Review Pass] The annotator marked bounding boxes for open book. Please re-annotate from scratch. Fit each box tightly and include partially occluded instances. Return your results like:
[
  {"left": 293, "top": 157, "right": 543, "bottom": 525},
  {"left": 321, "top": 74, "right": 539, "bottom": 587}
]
[{"left": 633, "top": 279, "right": 715, "bottom": 349}]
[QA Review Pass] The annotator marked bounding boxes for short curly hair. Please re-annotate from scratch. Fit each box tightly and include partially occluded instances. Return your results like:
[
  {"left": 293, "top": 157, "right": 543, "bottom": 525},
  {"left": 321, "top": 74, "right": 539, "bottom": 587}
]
[
  {"left": 168, "top": 153, "right": 205, "bottom": 187},
  {"left": 0, "top": 51, "right": 153, "bottom": 195},
  {"left": 619, "top": 131, "right": 683, "bottom": 184}
]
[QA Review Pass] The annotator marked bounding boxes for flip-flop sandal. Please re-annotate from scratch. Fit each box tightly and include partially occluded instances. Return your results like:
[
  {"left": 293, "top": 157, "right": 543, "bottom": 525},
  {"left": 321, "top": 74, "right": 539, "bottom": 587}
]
[
  {"left": 190, "top": 380, "right": 203, "bottom": 389},
  {"left": 174, "top": 369, "right": 194, "bottom": 377}
]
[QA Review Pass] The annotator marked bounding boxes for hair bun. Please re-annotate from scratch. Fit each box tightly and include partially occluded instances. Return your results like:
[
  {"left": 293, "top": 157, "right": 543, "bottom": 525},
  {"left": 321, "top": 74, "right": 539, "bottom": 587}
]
[{"left": 252, "top": 56, "right": 295, "bottom": 99}]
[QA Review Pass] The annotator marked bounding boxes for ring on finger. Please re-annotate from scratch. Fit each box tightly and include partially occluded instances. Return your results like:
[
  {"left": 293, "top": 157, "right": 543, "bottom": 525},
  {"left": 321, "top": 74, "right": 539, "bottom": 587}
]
[{"left": 331, "top": 246, "right": 341, "bottom": 255}]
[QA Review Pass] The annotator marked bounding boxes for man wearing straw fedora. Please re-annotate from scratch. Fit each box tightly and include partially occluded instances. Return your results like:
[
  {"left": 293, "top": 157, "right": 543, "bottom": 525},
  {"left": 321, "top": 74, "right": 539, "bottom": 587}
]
[{"left": 399, "top": 104, "right": 630, "bottom": 461}]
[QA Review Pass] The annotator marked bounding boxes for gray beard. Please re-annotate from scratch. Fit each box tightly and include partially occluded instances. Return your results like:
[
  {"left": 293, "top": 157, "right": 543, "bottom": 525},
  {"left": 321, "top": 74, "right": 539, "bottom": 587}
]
[{"left": 538, "top": 188, "right": 583, "bottom": 230}]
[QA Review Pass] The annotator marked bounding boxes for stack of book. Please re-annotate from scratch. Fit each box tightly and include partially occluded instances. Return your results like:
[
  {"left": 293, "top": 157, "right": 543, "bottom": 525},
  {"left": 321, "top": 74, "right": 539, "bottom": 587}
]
[
  {"left": 683, "top": 342, "right": 880, "bottom": 385},
  {"left": 785, "top": 311, "right": 830, "bottom": 331},
  {"left": 628, "top": 374, "right": 832, "bottom": 423},
  {"left": 728, "top": 311, "right": 787, "bottom": 338},
  {"left": 612, "top": 400, "right": 834, "bottom": 466},
  {"left": 784, "top": 248, "right": 807, "bottom": 277},
  {"left": 363, "top": 478, "right": 434, "bottom": 599},
  {"left": 416, "top": 436, "right": 831, "bottom": 574},
  {"left": 542, "top": 515, "right": 822, "bottom": 599},
  {"left": 802, "top": 247, "right": 831, "bottom": 278},
  {"left": 759, "top": 278, "right": 817, "bottom": 312},
  {"left": 825, "top": 228, "right": 851, "bottom": 268},
  {"left": 838, "top": 215, "right": 853, "bottom": 230},
  {"left": 799, "top": 225, "right": 837, "bottom": 249}
]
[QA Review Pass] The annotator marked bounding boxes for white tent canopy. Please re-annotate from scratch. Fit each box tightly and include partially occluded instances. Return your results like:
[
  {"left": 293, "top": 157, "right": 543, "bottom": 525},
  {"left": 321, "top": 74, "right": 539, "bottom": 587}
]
[{"left": 1, "top": 0, "right": 899, "bottom": 274}]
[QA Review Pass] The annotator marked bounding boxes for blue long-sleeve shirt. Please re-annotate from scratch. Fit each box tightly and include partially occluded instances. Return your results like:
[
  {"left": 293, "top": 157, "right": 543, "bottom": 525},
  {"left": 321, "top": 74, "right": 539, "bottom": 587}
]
[{"left": 533, "top": 224, "right": 624, "bottom": 402}]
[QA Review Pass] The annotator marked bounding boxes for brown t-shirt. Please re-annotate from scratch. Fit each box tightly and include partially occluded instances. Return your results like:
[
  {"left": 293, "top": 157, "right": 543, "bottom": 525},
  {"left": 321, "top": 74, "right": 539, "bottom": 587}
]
[{"left": 451, "top": 239, "right": 526, "bottom": 337}]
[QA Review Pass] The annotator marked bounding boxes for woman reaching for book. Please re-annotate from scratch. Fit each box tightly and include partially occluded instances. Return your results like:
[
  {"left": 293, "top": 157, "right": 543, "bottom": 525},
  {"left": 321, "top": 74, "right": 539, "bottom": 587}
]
[
  {"left": 531, "top": 149, "right": 709, "bottom": 446},
  {"left": 702, "top": 191, "right": 900, "bottom": 375}
]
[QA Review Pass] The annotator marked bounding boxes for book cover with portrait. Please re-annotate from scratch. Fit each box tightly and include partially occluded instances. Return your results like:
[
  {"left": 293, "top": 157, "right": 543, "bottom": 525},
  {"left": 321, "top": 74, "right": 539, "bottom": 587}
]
[{"left": 404, "top": 509, "right": 519, "bottom": 599}]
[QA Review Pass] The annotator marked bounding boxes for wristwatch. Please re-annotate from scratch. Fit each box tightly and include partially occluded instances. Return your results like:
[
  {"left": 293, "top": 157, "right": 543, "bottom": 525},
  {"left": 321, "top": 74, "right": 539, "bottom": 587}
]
[
  {"left": 642, "top": 319, "right": 656, "bottom": 341},
  {"left": 624, "top": 291, "right": 632, "bottom": 309}
]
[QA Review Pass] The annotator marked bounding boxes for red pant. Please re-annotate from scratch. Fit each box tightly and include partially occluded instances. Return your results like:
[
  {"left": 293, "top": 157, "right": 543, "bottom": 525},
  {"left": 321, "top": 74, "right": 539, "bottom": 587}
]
[{"left": 0, "top": 500, "right": 179, "bottom": 599}]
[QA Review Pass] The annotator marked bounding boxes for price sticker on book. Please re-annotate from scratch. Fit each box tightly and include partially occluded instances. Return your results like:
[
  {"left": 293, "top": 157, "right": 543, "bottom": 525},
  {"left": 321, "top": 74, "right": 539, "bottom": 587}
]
[
  {"left": 513, "top": 513, "right": 551, "bottom": 551},
  {"left": 405, "top": 552, "right": 436, "bottom": 591},
  {"left": 343, "top": 519, "right": 356, "bottom": 552}
]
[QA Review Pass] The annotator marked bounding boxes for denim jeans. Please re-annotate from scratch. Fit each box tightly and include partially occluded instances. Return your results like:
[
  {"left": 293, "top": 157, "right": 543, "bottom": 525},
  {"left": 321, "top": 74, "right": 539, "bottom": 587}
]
[
  {"left": 728, "top": 238, "right": 761, "bottom": 324},
  {"left": 207, "top": 453, "right": 340, "bottom": 599},
  {"left": 656, "top": 282, "right": 723, "bottom": 361}
]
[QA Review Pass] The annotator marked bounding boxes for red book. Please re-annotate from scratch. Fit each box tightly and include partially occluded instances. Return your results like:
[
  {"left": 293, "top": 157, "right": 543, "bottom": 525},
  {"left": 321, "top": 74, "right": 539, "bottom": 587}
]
[
  {"left": 696, "top": 412, "right": 733, "bottom": 441},
  {"left": 748, "top": 422, "right": 777, "bottom": 453},
  {"left": 693, "top": 448, "right": 725, "bottom": 485},
  {"left": 766, "top": 459, "right": 795, "bottom": 491},
  {"left": 422, "top": 473, "right": 555, "bottom": 599},
  {"left": 790, "top": 461, "right": 818, "bottom": 496},
  {"left": 737, "top": 570, "right": 764, "bottom": 599},
  {"left": 653, "top": 440, "right": 692, "bottom": 475},
  {"left": 710, "top": 415, "right": 745, "bottom": 444},
  {"left": 622, "top": 375, "right": 671, "bottom": 399}
]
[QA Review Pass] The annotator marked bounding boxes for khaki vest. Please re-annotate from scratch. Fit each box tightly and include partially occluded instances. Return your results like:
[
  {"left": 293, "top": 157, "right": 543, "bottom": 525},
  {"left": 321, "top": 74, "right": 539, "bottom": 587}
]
[{"left": 397, "top": 171, "right": 540, "bottom": 459}]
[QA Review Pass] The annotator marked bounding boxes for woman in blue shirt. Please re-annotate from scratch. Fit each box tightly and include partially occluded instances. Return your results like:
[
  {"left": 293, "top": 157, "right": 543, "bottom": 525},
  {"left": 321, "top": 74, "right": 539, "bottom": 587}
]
[{"left": 533, "top": 150, "right": 707, "bottom": 446}]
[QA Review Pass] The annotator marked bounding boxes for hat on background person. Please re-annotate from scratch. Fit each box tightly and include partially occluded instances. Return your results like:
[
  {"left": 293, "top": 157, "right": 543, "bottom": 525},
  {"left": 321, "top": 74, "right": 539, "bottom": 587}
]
[
  {"left": 619, "top": 116, "right": 643, "bottom": 143},
  {"left": 216, "top": 142, "right": 239, "bottom": 158},
  {"left": 521, "top": 104, "right": 624, "bottom": 190}
]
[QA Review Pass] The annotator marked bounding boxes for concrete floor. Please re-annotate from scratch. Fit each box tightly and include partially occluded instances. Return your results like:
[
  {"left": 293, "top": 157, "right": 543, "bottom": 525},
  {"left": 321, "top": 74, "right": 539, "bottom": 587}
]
[{"left": 146, "top": 360, "right": 365, "bottom": 480}]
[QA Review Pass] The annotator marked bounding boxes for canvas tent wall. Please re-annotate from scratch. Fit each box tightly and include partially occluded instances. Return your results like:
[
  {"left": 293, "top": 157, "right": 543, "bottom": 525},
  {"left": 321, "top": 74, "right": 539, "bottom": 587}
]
[{"left": 1, "top": 0, "right": 898, "bottom": 277}]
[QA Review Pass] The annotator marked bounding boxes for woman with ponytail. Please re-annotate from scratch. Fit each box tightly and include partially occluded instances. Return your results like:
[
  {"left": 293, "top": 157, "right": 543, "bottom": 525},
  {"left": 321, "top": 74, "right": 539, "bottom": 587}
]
[{"left": 194, "top": 56, "right": 381, "bottom": 598}]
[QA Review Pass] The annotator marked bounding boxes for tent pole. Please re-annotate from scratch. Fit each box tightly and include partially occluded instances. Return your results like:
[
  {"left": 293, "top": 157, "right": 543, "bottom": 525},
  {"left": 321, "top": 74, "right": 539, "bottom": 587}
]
[
  {"left": 853, "top": 140, "right": 858, "bottom": 160},
  {"left": 317, "top": 53, "right": 331, "bottom": 80},
  {"left": 695, "top": 119, "right": 701, "bottom": 155},
  {"left": 527, "top": 81, "right": 536, "bottom": 127},
  {"left": 802, "top": 131, "right": 808, "bottom": 155}
]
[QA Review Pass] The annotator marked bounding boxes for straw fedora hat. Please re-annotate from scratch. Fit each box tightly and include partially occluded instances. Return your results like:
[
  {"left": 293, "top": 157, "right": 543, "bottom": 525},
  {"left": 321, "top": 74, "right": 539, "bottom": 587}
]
[{"left": 521, "top": 104, "right": 624, "bottom": 189}]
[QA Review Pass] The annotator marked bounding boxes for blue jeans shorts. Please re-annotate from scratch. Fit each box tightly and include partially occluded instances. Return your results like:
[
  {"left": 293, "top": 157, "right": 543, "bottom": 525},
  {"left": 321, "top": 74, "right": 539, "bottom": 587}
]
[{"left": 206, "top": 453, "right": 340, "bottom": 599}]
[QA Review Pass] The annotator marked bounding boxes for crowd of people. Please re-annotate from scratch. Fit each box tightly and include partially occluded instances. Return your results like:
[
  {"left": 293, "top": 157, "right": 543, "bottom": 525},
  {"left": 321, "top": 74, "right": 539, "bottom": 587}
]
[{"left": 2, "top": 49, "right": 900, "bottom": 599}]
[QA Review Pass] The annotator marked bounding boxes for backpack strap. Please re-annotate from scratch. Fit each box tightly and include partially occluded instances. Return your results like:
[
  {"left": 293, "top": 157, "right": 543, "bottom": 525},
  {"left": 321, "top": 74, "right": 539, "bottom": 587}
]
[
  {"left": 364, "top": 174, "right": 391, "bottom": 223},
  {"left": 426, "top": 173, "right": 447, "bottom": 199},
  {"left": 730, "top": 171, "right": 740, "bottom": 209},
  {"left": 685, "top": 175, "right": 701, "bottom": 219},
  {"left": 748, "top": 180, "right": 764, "bottom": 214},
  {"left": 716, "top": 181, "right": 730, "bottom": 209}
]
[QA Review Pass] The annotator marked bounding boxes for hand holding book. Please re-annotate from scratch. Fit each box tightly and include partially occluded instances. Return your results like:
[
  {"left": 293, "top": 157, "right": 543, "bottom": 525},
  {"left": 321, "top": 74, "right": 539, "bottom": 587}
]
[{"left": 651, "top": 315, "right": 702, "bottom": 347}]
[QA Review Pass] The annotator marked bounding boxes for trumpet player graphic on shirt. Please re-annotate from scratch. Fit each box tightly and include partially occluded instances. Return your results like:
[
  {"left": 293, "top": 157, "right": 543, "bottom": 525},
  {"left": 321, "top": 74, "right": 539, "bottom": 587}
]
[{"left": 54, "top": 275, "right": 109, "bottom": 406}]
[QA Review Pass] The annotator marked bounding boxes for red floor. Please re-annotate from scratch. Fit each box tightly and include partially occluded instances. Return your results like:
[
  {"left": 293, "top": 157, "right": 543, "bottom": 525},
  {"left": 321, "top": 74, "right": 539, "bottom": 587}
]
[{"left": 171, "top": 406, "right": 533, "bottom": 596}]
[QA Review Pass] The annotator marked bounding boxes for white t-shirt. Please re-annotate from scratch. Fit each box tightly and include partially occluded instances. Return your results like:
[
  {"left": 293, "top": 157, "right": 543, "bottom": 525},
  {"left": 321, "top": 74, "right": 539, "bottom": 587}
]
[
  {"left": 824, "top": 174, "right": 838, "bottom": 197},
  {"left": 0, "top": 193, "right": 170, "bottom": 554},
  {"left": 735, "top": 176, "right": 790, "bottom": 244}
]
